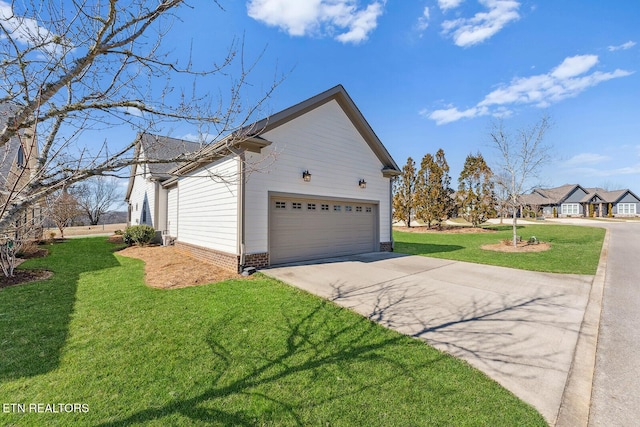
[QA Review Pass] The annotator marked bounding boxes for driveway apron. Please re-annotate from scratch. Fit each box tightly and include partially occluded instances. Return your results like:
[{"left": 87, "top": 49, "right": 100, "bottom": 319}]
[{"left": 264, "top": 253, "right": 593, "bottom": 424}]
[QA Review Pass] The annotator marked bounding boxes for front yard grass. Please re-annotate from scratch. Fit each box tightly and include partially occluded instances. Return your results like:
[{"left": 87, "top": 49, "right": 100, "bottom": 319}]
[
  {"left": 0, "top": 237, "right": 546, "bottom": 426},
  {"left": 394, "top": 224, "right": 605, "bottom": 275}
]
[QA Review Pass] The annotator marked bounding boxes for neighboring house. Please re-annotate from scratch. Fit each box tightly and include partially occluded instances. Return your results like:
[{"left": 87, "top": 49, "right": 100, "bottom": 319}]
[
  {"left": 0, "top": 102, "right": 42, "bottom": 239},
  {"left": 520, "top": 184, "right": 640, "bottom": 218},
  {"left": 125, "top": 85, "right": 401, "bottom": 272}
]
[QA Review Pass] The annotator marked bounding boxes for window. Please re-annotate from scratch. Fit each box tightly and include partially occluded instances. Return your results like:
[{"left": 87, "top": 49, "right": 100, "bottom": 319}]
[
  {"left": 366, "top": 207, "right": 372, "bottom": 213},
  {"left": 561, "top": 203, "right": 579, "bottom": 215},
  {"left": 307, "top": 203, "right": 316, "bottom": 211},
  {"left": 321, "top": 204, "right": 329, "bottom": 211},
  {"left": 356, "top": 206, "right": 362, "bottom": 212},
  {"left": 345, "top": 205, "right": 352, "bottom": 212},
  {"left": 16, "top": 145, "right": 25, "bottom": 168},
  {"left": 333, "top": 205, "right": 341, "bottom": 212},
  {"left": 275, "top": 201, "right": 286, "bottom": 209},
  {"left": 292, "top": 202, "right": 302, "bottom": 210},
  {"left": 618, "top": 203, "right": 637, "bottom": 215}
]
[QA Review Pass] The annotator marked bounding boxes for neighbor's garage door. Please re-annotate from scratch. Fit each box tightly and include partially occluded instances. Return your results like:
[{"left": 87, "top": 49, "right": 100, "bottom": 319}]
[{"left": 270, "top": 196, "right": 378, "bottom": 265}]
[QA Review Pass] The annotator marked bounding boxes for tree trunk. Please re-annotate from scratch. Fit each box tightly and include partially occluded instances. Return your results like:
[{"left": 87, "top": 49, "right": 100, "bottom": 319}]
[{"left": 512, "top": 207, "right": 518, "bottom": 247}]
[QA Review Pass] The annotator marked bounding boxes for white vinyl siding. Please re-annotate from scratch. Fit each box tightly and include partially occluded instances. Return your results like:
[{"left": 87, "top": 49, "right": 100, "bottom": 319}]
[
  {"left": 617, "top": 203, "right": 637, "bottom": 215},
  {"left": 167, "top": 187, "right": 178, "bottom": 236},
  {"left": 128, "top": 163, "right": 156, "bottom": 227},
  {"left": 243, "top": 99, "right": 391, "bottom": 254},
  {"left": 561, "top": 203, "right": 580, "bottom": 215},
  {"left": 176, "top": 157, "right": 239, "bottom": 254}
]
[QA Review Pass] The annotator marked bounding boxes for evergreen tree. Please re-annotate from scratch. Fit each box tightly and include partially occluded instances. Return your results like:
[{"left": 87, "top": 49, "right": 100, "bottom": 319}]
[
  {"left": 458, "top": 153, "right": 495, "bottom": 227},
  {"left": 392, "top": 157, "right": 416, "bottom": 227},
  {"left": 434, "top": 148, "right": 455, "bottom": 225}
]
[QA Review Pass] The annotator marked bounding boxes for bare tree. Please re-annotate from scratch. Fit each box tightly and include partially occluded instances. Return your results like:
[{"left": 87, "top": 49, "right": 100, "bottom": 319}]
[
  {"left": 0, "top": 1, "right": 280, "bottom": 237},
  {"left": 74, "top": 176, "right": 123, "bottom": 225},
  {"left": 489, "top": 116, "right": 552, "bottom": 246},
  {"left": 45, "top": 189, "right": 81, "bottom": 238}
]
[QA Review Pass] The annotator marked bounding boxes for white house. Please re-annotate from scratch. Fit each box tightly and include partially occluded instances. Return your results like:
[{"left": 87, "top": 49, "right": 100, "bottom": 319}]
[{"left": 125, "top": 85, "right": 401, "bottom": 272}]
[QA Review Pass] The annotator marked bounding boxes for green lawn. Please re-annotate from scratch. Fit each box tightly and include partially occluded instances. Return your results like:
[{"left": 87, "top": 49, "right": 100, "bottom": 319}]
[
  {"left": 0, "top": 238, "right": 546, "bottom": 426},
  {"left": 394, "top": 224, "right": 605, "bottom": 274}
]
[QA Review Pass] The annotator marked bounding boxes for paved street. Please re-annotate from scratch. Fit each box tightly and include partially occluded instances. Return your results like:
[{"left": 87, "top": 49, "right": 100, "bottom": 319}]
[{"left": 589, "top": 222, "right": 640, "bottom": 426}]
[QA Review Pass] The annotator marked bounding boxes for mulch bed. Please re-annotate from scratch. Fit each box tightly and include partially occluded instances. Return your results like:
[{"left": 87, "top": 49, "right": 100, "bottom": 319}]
[
  {"left": 394, "top": 225, "right": 496, "bottom": 234},
  {"left": 0, "top": 269, "right": 53, "bottom": 289}
]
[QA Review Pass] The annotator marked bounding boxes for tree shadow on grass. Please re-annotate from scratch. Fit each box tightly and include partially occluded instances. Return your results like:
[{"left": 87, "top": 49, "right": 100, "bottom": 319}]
[
  {"left": 95, "top": 300, "right": 446, "bottom": 426},
  {"left": 0, "top": 238, "right": 122, "bottom": 381}
]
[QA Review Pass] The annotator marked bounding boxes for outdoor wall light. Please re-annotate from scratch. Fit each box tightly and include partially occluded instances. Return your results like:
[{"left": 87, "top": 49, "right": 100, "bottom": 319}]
[
  {"left": 302, "top": 170, "right": 311, "bottom": 182},
  {"left": 359, "top": 179, "right": 367, "bottom": 188}
]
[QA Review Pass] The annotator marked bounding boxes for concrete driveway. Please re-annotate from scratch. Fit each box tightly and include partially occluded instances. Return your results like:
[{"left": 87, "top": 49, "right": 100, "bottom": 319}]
[{"left": 264, "top": 252, "right": 594, "bottom": 424}]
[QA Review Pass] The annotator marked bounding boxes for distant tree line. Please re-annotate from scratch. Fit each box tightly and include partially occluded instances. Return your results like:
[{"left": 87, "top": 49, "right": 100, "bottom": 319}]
[{"left": 392, "top": 149, "right": 496, "bottom": 228}]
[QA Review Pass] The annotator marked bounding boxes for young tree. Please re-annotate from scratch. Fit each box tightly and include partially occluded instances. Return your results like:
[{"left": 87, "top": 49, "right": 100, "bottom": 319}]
[
  {"left": 489, "top": 116, "right": 552, "bottom": 246},
  {"left": 45, "top": 189, "right": 81, "bottom": 238},
  {"left": 0, "top": 1, "right": 280, "bottom": 236},
  {"left": 458, "top": 153, "right": 495, "bottom": 227},
  {"left": 433, "top": 148, "right": 455, "bottom": 225},
  {"left": 74, "top": 176, "right": 123, "bottom": 225},
  {"left": 415, "top": 153, "right": 437, "bottom": 228},
  {"left": 392, "top": 157, "right": 416, "bottom": 227}
]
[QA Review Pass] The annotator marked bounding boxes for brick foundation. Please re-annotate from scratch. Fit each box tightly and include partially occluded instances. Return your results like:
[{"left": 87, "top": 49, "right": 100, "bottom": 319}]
[
  {"left": 380, "top": 241, "right": 393, "bottom": 252},
  {"left": 175, "top": 241, "right": 240, "bottom": 273},
  {"left": 243, "top": 252, "right": 270, "bottom": 269}
]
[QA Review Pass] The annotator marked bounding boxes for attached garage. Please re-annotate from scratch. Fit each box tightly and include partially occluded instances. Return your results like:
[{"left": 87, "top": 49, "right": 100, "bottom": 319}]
[{"left": 269, "top": 195, "right": 378, "bottom": 265}]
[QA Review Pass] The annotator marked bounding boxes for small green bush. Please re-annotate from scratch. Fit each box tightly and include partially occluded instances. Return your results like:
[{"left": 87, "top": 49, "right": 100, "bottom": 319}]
[
  {"left": 114, "top": 229, "right": 123, "bottom": 235},
  {"left": 123, "top": 225, "right": 156, "bottom": 246}
]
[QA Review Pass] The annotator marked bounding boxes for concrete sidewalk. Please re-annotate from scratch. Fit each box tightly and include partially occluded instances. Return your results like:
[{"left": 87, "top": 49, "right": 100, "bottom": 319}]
[{"left": 264, "top": 253, "right": 595, "bottom": 424}]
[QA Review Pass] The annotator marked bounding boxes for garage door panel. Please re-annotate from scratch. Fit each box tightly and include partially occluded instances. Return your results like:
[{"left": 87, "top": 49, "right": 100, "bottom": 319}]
[{"left": 270, "top": 196, "right": 377, "bottom": 264}]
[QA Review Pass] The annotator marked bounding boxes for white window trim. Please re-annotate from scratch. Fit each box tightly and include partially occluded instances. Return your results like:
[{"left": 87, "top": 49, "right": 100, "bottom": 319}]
[
  {"left": 561, "top": 203, "right": 580, "bottom": 215},
  {"left": 618, "top": 203, "right": 637, "bottom": 215}
]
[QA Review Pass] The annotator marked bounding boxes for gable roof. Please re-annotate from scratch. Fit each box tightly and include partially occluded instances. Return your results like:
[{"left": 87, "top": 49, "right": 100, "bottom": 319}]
[
  {"left": 523, "top": 184, "right": 639, "bottom": 206},
  {"left": 125, "top": 133, "right": 202, "bottom": 201},
  {"left": 247, "top": 84, "right": 400, "bottom": 176},
  {"left": 167, "top": 85, "right": 400, "bottom": 181}
]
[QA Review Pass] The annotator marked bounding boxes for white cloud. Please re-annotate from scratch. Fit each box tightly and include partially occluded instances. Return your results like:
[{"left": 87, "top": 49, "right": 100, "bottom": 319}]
[
  {"left": 425, "top": 54, "right": 634, "bottom": 124},
  {"left": 441, "top": 0, "right": 520, "bottom": 47},
  {"left": 438, "top": 0, "right": 465, "bottom": 11},
  {"left": 422, "top": 105, "right": 489, "bottom": 125},
  {"left": 0, "top": 1, "right": 71, "bottom": 54},
  {"left": 608, "top": 41, "right": 636, "bottom": 51},
  {"left": 564, "top": 153, "right": 611, "bottom": 167},
  {"left": 416, "top": 6, "right": 430, "bottom": 32},
  {"left": 246, "top": 0, "right": 385, "bottom": 44}
]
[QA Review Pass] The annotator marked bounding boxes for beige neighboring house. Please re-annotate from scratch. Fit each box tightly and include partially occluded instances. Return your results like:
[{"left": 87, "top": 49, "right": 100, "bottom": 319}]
[
  {"left": 125, "top": 85, "right": 401, "bottom": 272},
  {"left": 0, "top": 102, "right": 42, "bottom": 239}
]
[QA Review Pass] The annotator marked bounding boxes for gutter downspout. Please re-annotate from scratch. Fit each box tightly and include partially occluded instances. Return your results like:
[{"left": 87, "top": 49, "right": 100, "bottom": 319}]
[
  {"left": 238, "top": 153, "right": 246, "bottom": 271},
  {"left": 390, "top": 177, "right": 394, "bottom": 251}
]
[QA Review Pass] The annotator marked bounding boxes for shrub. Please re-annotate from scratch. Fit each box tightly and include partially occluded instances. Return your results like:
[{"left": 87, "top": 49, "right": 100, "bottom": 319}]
[
  {"left": 123, "top": 225, "right": 156, "bottom": 246},
  {"left": 527, "top": 236, "right": 539, "bottom": 245},
  {"left": 114, "top": 229, "right": 123, "bottom": 235},
  {"left": 15, "top": 240, "right": 41, "bottom": 258}
]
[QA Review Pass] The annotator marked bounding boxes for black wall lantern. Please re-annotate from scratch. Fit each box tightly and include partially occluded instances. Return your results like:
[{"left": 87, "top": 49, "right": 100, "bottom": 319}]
[
  {"left": 359, "top": 179, "right": 367, "bottom": 188},
  {"left": 302, "top": 170, "right": 311, "bottom": 182}
]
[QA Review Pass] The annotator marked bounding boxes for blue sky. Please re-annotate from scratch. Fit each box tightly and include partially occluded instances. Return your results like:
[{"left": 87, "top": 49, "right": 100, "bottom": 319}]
[
  {"left": 11, "top": 1, "right": 639, "bottom": 195},
  {"left": 172, "top": 0, "right": 639, "bottom": 193}
]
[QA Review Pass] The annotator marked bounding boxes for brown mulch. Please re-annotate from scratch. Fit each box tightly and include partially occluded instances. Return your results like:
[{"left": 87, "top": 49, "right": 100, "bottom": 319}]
[
  {"left": 481, "top": 241, "right": 551, "bottom": 253},
  {"left": 0, "top": 248, "right": 52, "bottom": 289},
  {"left": 0, "top": 269, "right": 53, "bottom": 289},
  {"left": 118, "top": 245, "right": 241, "bottom": 289},
  {"left": 394, "top": 225, "right": 497, "bottom": 234}
]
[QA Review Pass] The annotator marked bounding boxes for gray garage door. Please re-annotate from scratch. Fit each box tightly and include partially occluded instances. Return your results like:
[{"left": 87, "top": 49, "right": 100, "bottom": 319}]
[{"left": 270, "top": 196, "right": 378, "bottom": 265}]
